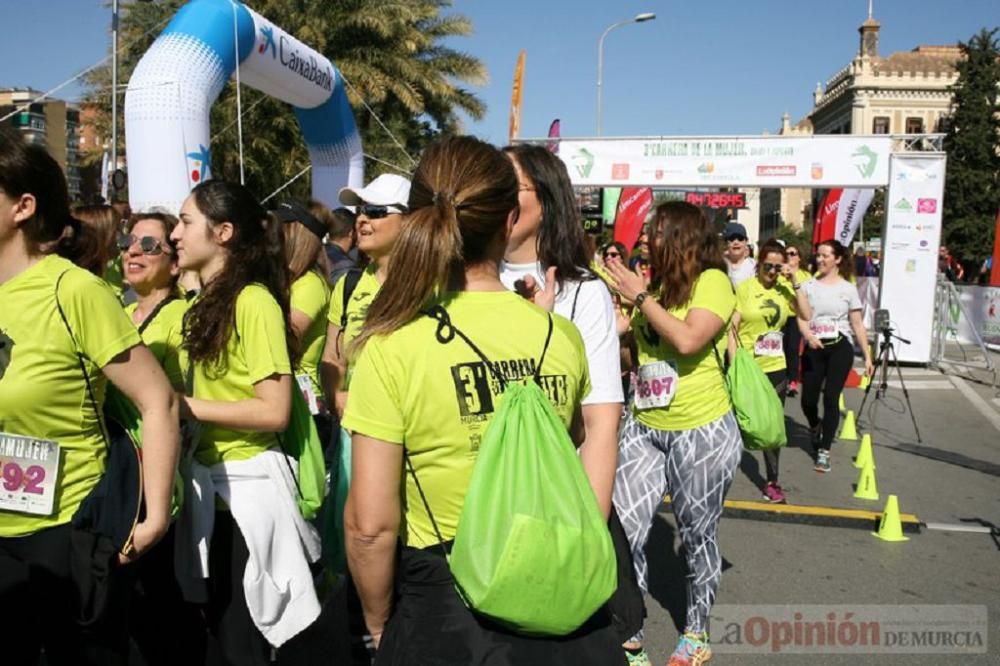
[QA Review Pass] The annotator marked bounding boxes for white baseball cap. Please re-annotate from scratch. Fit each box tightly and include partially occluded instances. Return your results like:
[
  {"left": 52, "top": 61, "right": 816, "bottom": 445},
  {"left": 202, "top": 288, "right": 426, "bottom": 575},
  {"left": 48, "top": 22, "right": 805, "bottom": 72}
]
[{"left": 338, "top": 173, "right": 411, "bottom": 211}]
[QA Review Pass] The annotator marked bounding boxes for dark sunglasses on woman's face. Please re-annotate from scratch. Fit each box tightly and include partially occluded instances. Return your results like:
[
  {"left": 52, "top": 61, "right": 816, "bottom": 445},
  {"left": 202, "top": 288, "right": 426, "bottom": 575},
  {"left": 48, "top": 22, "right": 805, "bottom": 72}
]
[
  {"left": 118, "top": 234, "right": 169, "bottom": 256},
  {"left": 358, "top": 204, "right": 405, "bottom": 220},
  {"left": 762, "top": 262, "right": 782, "bottom": 272},
  {"left": 604, "top": 251, "right": 621, "bottom": 259},
  {"left": 786, "top": 250, "right": 799, "bottom": 257}
]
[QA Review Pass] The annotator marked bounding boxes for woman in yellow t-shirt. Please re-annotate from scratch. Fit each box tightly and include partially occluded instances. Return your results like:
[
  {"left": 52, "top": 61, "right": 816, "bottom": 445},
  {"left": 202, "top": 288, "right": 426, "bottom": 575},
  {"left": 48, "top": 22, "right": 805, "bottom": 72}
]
[
  {"left": 782, "top": 243, "right": 813, "bottom": 396},
  {"left": 0, "top": 132, "right": 179, "bottom": 664},
  {"left": 170, "top": 180, "right": 316, "bottom": 661},
  {"left": 342, "top": 136, "right": 620, "bottom": 664},
  {"left": 115, "top": 211, "right": 204, "bottom": 665},
  {"left": 604, "top": 202, "right": 741, "bottom": 666},
  {"left": 273, "top": 200, "right": 333, "bottom": 437},
  {"left": 320, "top": 174, "right": 411, "bottom": 419},
  {"left": 728, "top": 240, "right": 812, "bottom": 504}
]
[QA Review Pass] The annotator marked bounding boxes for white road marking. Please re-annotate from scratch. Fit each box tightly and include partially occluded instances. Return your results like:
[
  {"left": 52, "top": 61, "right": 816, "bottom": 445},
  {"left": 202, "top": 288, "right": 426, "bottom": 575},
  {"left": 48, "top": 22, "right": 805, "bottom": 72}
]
[{"left": 948, "top": 374, "right": 1000, "bottom": 434}]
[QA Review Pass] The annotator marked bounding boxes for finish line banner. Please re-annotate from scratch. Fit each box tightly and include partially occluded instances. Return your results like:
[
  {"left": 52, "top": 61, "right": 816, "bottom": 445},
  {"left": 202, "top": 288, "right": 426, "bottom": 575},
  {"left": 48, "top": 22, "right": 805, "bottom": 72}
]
[{"left": 559, "top": 137, "right": 892, "bottom": 188}]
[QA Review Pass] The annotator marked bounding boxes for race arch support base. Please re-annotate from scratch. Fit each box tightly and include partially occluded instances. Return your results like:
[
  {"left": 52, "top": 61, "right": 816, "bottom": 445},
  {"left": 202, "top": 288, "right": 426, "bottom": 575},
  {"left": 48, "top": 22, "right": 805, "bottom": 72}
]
[{"left": 125, "top": 0, "right": 364, "bottom": 213}]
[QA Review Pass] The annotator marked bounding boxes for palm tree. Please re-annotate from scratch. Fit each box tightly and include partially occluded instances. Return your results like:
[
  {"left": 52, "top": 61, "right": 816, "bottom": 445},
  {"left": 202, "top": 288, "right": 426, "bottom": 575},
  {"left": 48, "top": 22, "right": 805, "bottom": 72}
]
[{"left": 83, "top": 0, "right": 487, "bottom": 201}]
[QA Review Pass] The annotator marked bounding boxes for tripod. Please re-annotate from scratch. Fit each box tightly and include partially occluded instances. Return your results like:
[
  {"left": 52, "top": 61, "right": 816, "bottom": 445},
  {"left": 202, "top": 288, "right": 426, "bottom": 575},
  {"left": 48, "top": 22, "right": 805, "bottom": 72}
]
[{"left": 858, "top": 327, "right": 922, "bottom": 443}]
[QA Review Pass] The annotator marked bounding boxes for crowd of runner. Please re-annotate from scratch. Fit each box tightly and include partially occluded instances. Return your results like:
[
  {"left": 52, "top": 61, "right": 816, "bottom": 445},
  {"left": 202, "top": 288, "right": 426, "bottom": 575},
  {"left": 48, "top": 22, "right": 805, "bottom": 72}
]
[{"left": 0, "top": 128, "right": 872, "bottom": 666}]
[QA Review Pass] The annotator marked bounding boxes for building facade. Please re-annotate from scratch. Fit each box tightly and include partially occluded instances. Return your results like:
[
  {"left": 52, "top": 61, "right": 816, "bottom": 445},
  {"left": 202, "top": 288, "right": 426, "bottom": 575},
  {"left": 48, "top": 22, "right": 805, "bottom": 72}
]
[
  {"left": 1, "top": 88, "right": 83, "bottom": 200},
  {"left": 759, "top": 13, "right": 962, "bottom": 236}
]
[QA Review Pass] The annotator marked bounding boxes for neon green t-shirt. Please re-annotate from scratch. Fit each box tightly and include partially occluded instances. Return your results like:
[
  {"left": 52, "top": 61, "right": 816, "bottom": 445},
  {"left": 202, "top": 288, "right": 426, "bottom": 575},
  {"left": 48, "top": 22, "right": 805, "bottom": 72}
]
[
  {"left": 342, "top": 291, "right": 591, "bottom": 549},
  {"left": 0, "top": 255, "right": 142, "bottom": 536},
  {"left": 327, "top": 264, "right": 380, "bottom": 387},
  {"left": 104, "top": 256, "right": 125, "bottom": 303},
  {"left": 735, "top": 277, "right": 796, "bottom": 374},
  {"left": 632, "top": 268, "right": 735, "bottom": 432},
  {"left": 190, "top": 284, "right": 292, "bottom": 466},
  {"left": 291, "top": 270, "right": 331, "bottom": 398},
  {"left": 125, "top": 297, "right": 188, "bottom": 390}
]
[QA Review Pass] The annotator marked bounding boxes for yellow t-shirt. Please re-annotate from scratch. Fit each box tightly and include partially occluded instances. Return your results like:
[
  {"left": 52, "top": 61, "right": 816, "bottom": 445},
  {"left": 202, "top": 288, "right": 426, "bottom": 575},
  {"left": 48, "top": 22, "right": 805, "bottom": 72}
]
[
  {"left": 0, "top": 255, "right": 142, "bottom": 536},
  {"left": 290, "top": 270, "right": 331, "bottom": 398},
  {"left": 342, "top": 291, "right": 591, "bottom": 549},
  {"left": 735, "top": 277, "right": 796, "bottom": 374},
  {"left": 125, "top": 297, "right": 188, "bottom": 390},
  {"left": 327, "top": 264, "right": 381, "bottom": 386},
  {"left": 632, "top": 268, "right": 735, "bottom": 431},
  {"left": 190, "top": 284, "right": 292, "bottom": 466}
]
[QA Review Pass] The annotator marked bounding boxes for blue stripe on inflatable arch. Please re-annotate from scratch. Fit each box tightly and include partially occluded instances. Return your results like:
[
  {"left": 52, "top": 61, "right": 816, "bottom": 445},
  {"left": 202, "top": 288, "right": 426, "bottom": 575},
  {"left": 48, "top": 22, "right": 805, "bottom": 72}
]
[
  {"left": 160, "top": 0, "right": 255, "bottom": 74},
  {"left": 294, "top": 84, "right": 360, "bottom": 165}
]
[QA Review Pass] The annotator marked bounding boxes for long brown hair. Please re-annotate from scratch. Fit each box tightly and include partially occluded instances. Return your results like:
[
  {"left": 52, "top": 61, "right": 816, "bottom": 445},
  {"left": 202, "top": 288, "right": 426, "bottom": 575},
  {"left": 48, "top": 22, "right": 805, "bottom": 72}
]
[
  {"left": 818, "top": 239, "right": 855, "bottom": 281},
  {"left": 353, "top": 136, "right": 518, "bottom": 351},
  {"left": 72, "top": 204, "right": 118, "bottom": 276},
  {"left": 182, "top": 180, "right": 297, "bottom": 374},
  {"left": 284, "top": 220, "right": 329, "bottom": 284},
  {"left": 648, "top": 201, "right": 726, "bottom": 310}
]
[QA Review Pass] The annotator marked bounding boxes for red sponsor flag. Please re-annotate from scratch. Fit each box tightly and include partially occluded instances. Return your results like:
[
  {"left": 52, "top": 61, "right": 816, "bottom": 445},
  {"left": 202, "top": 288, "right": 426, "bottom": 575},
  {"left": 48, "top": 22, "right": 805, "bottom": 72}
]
[
  {"left": 546, "top": 118, "right": 560, "bottom": 153},
  {"left": 614, "top": 187, "right": 653, "bottom": 253},
  {"left": 508, "top": 51, "right": 526, "bottom": 143},
  {"left": 813, "top": 189, "right": 842, "bottom": 249},
  {"left": 990, "top": 209, "right": 1000, "bottom": 286}
]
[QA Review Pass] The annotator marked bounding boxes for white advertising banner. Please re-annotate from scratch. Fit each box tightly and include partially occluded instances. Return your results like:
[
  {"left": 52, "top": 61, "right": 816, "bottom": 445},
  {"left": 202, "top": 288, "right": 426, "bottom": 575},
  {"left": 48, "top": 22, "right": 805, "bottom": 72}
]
[
  {"left": 878, "top": 154, "right": 947, "bottom": 363},
  {"left": 558, "top": 136, "right": 892, "bottom": 187},
  {"left": 835, "top": 189, "right": 875, "bottom": 246},
  {"left": 947, "top": 285, "right": 1000, "bottom": 351}
]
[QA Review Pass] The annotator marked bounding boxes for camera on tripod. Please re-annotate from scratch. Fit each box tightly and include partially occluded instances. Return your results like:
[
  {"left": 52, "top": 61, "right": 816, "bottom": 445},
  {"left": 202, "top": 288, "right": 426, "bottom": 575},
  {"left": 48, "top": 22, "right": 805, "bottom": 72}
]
[{"left": 874, "top": 308, "right": 892, "bottom": 334}]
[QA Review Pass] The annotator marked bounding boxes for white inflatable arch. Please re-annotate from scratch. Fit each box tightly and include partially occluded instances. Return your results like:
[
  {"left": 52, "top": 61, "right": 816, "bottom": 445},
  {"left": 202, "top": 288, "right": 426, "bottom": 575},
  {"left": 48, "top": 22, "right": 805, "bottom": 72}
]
[{"left": 124, "top": 0, "right": 364, "bottom": 212}]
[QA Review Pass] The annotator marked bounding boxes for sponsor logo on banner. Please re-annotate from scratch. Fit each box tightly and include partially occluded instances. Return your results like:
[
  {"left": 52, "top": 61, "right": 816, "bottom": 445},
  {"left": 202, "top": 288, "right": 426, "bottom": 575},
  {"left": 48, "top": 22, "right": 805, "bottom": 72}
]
[
  {"left": 186, "top": 144, "right": 211, "bottom": 183},
  {"left": 811, "top": 163, "right": 824, "bottom": 180},
  {"left": 891, "top": 223, "right": 913, "bottom": 231},
  {"left": 852, "top": 145, "right": 878, "bottom": 179},
  {"left": 698, "top": 163, "right": 715, "bottom": 174},
  {"left": 259, "top": 25, "right": 277, "bottom": 56},
  {"left": 757, "top": 165, "right": 796, "bottom": 177},
  {"left": 655, "top": 169, "right": 664, "bottom": 180},
  {"left": 917, "top": 198, "right": 938, "bottom": 214},
  {"left": 919, "top": 240, "right": 931, "bottom": 251},
  {"left": 572, "top": 148, "right": 594, "bottom": 178},
  {"left": 611, "top": 163, "right": 630, "bottom": 180},
  {"left": 894, "top": 198, "right": 914, "bottom": 212},
  {"left": 905, "top": 259, "right": 917, "bottom": 273}
]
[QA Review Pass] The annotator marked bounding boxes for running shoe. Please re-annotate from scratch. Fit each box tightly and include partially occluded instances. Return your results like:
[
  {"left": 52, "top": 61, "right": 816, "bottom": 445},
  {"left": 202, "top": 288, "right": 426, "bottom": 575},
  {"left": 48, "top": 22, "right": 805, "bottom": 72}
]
[
  {"left": 762, "top": 482, "right": 787, "bottom": 503},
  {"left": 787, "top": 380, "right": 800, "bottom": 397},
  {"left": 814, "top": 448, "right": 831, "bottom": 473},
  {"left": 667, "top": 631, "right": 712, "bottom": 666},
  {"left": 625, "top": 647, "right": 652, "bottom": 666}
]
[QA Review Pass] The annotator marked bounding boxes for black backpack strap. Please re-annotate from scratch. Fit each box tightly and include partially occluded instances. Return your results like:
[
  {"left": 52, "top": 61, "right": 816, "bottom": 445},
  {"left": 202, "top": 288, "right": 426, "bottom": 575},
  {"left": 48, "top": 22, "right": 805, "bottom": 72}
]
[
  {"left": 339, "top": 268, "right": 363, "bottom": 330},
  {"left": 534, "top": 312, "right": 554, "bottom": 383},
  {"left": 137, "top": 294, "right": 177, "bottom": 335},
  {"left": 403, "top": 449, "right": 451, "bottom": 561},
  {"left": 570, "top": 282, "right": 583, "bottom": 322},
  {"left": 424, "top": 304, "right": 507, "bottom": 387},
  {"left": 54, "top": 270, "right": 111, "bottom": 451}
]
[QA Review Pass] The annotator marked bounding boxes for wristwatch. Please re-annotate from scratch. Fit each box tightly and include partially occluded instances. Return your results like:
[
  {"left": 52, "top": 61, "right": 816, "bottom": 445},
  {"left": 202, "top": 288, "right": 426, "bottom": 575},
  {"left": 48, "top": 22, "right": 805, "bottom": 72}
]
[{"left": 635, "top": 291, "right": 650, "bottom": 307}]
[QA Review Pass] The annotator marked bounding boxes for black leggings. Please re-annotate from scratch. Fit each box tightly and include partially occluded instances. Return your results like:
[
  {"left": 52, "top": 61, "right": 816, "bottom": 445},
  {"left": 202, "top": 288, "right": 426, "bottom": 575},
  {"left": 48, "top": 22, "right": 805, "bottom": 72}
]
[
  {"left": 763, "top": 369, "right": 788, "bottom": 482},
  {"left": 800, "top": 337, "right": 854, "bottom": 450},
  {"left": 782, "top": 318, "right": 802, "bottom": 383},
  {"left": 0, "top": 523, "right": 131, "bottom": 665}
]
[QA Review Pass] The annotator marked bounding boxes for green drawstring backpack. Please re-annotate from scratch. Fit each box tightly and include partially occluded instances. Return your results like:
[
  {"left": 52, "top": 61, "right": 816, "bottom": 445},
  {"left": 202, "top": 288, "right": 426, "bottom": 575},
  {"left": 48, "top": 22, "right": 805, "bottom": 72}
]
[
  {"left": 714, "top": 333, "right": 787, "bottom": 450},
  {"left": 407, "top": 305, "right": 617, "bottom": 636}
]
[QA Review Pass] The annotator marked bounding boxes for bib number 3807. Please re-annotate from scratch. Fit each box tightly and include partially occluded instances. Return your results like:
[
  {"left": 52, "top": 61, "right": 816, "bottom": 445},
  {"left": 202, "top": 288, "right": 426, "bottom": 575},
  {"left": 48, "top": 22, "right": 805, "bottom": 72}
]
[{"left": 635, "top": 361, "right": 679, "bottom": 410}]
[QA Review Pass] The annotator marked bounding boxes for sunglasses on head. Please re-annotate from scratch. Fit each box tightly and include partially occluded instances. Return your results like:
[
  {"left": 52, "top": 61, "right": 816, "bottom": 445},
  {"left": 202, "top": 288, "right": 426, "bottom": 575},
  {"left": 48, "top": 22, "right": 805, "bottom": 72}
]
[
  {"left": 118, "top": 234, "right": 169, "bottom": 256},
  {"left": 762, "top": 262, "right": 782, "bottom": 272},
  {"left": 358, "top": 204, "right": 405, "bottom": 220}
]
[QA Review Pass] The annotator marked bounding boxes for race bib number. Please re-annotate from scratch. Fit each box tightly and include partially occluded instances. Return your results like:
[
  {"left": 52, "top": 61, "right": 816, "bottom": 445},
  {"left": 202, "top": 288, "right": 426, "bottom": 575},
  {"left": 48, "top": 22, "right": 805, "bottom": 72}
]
[
  {"left": 811, "top": 316, "right": 838, "bottom": 340},
  {"left": 754, "top": 331, "right": 784, "bottom": 357},
  {"left": 635, "top": 361, "right": 679, "bottom": 410},
  {"left": 0, "top": 433, "right": 60, "bottom": 516},
  {"left": 296, "top": 374, "right": 322, "bottom": 416}
]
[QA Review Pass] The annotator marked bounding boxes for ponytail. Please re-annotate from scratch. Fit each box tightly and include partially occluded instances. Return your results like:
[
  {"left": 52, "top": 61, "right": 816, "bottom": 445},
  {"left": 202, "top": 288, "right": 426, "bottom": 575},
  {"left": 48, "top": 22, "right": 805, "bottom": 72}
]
[{"left": 352, "top": 136, "right": 519, "bottom": 352}]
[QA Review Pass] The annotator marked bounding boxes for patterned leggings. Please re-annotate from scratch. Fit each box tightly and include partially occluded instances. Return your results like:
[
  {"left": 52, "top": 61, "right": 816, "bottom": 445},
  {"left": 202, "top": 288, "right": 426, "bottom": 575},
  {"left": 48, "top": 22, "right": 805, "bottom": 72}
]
[{"left": 613, "top": 411, "right": 742, "bottom": 641}]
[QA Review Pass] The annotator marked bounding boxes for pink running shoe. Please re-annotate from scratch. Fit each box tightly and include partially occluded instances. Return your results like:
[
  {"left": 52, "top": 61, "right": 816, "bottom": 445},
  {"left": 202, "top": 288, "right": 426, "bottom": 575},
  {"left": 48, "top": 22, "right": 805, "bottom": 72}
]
[{"left": 762, "top": 482, "right": 787, "bottom": 503}]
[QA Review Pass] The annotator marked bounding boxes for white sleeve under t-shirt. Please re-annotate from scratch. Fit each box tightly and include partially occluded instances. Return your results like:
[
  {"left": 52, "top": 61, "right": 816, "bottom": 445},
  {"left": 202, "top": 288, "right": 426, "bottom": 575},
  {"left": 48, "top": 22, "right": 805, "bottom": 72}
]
[{"left": 500, "top": 261, "right": 624, "bottom": 405}]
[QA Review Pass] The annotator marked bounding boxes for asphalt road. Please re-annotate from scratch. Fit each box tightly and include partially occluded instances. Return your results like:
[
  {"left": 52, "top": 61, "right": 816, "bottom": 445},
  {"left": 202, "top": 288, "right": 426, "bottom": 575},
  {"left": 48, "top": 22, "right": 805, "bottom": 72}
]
[{"left": 637, "top": 362, "right": 1000, "bottom": 664}]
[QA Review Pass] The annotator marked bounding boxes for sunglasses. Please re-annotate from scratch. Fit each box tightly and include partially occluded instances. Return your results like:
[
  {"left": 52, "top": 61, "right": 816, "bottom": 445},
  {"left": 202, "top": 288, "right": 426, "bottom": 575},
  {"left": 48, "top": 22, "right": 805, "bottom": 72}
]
[
  {"left": 604, "top": 251, "right": 621, "bottom": 259},
  {"left": 786, "top": 250, "right": 799, "bottom": 256},
  {"left": 358, "top": 204, "right": 405, "bottom": 220},
  {"left": 725, "top": 235, "right": 747, "bottom": 242},
  {"left": 118, "top": 234, "right": 170, "bottom": 256},
  {"left": 762, "top": 263, "right": 782, "bottom": 272}
]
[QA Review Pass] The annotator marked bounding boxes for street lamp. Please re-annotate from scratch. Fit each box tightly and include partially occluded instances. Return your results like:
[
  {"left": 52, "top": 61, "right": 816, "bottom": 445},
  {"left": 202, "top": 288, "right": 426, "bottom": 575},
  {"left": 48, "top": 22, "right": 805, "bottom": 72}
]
[{"left": 596, "top": 12, "right": 655, "bottom": 136}]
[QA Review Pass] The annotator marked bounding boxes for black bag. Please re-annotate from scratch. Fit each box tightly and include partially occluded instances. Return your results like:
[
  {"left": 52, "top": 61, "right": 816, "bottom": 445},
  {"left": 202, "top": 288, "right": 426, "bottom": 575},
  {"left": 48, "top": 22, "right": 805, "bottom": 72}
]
[
  {"left": 55, "top": 271, "right": 144, "bottom": 626},
  {"left": 606, "top": 508, "right": 646, "bottom": 643}
]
